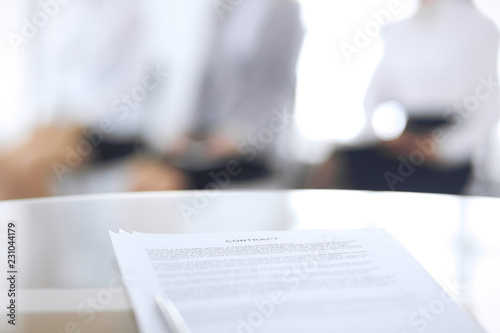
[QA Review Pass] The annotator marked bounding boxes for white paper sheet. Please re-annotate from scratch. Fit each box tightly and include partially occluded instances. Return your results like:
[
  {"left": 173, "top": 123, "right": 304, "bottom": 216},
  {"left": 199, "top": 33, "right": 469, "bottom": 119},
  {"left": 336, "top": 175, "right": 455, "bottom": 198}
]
[{"left": 110, "top": 229, "right": 485, "bottom": 333}]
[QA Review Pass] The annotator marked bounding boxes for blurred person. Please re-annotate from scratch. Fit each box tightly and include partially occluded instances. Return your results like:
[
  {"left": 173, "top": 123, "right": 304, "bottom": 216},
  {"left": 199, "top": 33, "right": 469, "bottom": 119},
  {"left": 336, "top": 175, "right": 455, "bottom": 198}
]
[
  {"left": 334, "top": 0, "right": 499, "bottom": 194},
  {"left": 133, "top": 0, "right": 304, "bottom": 191},
  {"left": 0, "top": 0, "right": 304, "bottom": 200},
  {"left": 0, "top": 0, "right": 155, "bottom": 200}
]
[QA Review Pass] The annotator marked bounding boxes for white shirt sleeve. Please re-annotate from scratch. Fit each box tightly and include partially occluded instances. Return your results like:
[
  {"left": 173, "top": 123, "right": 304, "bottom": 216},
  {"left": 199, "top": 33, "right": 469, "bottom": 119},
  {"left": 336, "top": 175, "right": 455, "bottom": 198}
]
[{"left": 20, "top": 0, "right": 147, "bottom": 132}]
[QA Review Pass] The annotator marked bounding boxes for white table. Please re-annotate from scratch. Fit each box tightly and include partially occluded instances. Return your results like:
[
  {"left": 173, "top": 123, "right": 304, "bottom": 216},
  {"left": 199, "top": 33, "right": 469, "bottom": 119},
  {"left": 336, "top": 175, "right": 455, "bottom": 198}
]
[{"left": 1, "top": 190, "right": 499, "bottom": 332}]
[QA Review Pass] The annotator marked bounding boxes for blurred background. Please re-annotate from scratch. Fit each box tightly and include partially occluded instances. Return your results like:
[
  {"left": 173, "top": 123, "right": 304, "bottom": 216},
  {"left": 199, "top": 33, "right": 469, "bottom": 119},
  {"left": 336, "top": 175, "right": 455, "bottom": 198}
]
[{"left": 0, "top": 0, "right": 500, "bottom": 199}]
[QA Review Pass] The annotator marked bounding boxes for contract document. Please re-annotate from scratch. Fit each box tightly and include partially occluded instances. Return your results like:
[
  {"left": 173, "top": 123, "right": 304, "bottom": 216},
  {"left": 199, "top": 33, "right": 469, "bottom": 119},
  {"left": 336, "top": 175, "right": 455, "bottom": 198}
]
[{"left": 110, "top": 229, "right": 485, "bottom": 333}]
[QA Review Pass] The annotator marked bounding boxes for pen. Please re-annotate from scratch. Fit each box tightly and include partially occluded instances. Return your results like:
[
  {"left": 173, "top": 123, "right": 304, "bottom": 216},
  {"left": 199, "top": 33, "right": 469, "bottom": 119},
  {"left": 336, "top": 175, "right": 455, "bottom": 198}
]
[{"left": 155, "top": 294, "right": 192, "bottom": 333}]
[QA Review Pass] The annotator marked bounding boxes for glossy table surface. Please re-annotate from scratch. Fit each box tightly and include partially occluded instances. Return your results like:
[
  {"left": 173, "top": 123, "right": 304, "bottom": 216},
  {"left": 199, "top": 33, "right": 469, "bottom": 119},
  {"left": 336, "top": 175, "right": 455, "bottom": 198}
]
[{"left": 0, "top": 190, "right": 499, "bottom": 333}]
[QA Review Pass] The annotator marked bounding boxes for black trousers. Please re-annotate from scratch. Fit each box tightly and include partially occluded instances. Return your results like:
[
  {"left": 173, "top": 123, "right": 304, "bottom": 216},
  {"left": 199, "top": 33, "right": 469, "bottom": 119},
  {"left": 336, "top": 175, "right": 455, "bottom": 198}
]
[
  {"left": 338, "top": 147, "right": 471, "bottom": 195},
  {"left": 93, "top": 139, "right": 270, "bottom": 189}
]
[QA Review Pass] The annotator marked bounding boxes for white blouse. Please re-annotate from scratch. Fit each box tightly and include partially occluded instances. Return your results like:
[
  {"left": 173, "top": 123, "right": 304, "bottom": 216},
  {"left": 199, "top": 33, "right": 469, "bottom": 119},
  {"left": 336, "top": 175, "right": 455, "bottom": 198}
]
[{"left": 363, "top": 0, "right": 499, "bottom": 166}]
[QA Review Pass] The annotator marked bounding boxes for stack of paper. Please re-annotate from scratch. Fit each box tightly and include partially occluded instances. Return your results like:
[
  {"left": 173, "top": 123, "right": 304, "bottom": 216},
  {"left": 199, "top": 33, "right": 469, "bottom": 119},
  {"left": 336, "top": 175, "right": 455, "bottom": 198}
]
[{"left": 110, "top": 229, "right": 485, "bottom": 333}]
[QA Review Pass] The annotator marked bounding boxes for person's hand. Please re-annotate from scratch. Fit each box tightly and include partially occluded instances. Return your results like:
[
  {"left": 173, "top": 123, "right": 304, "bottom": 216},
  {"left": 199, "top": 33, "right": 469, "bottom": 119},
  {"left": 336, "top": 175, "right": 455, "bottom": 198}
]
[
  {"left": 0, "top": 125, "right": 83, "bottom": 200},
  {"left": 205, "top": 134, "right": 239, "bottom": 161},
  {"left": 169, "top": 134, "right": 238, "bottom": 162},
  {"left": 128, "top": 157, "right": 189, "bottom": 192},
  {"left": 380, "top": 132, "right": 439, "bottom": 163}
]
